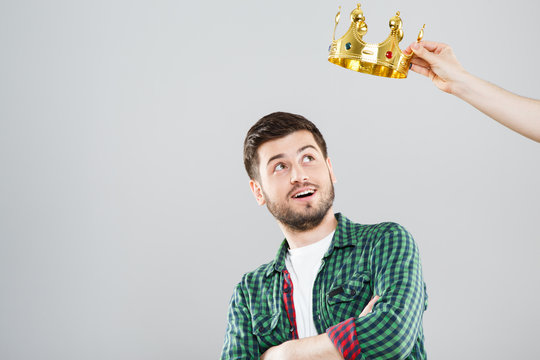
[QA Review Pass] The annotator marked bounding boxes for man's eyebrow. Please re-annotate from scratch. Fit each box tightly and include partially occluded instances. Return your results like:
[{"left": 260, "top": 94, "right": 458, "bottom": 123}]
[
  {"left": 266, "top": 145, "right": 319, "bottom": 167},
  {"left": 297, "top": 145, "right": 318, "bottom": 154},
  {"left": 267, "top": 153, "right": 285, "bottom": 167}
]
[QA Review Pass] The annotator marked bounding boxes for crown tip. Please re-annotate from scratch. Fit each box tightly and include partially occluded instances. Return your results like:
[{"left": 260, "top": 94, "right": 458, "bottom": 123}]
[{"left": 417, "top": 24, "right": 426, "bottom": 42}]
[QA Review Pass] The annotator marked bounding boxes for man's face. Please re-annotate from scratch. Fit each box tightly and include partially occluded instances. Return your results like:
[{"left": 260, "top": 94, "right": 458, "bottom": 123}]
[{"left": 249, "top": 130, "right": 337, "bottom": 231}]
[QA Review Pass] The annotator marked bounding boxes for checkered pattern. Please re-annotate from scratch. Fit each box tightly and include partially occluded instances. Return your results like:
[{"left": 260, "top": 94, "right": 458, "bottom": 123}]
[
  {"left": 327, "top": 317, "right": 361, "bottom": 359},
  {"left": 282, "top": 270, "right": 299, "bottom": 340},
  {"left": 220, "top": 213, "right": 428, "bottom": 359}
]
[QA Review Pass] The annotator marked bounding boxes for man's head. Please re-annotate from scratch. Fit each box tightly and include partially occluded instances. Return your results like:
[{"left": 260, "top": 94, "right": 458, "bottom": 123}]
[{"left": 243, "top": 112, "right": 336, "bottom": 232}]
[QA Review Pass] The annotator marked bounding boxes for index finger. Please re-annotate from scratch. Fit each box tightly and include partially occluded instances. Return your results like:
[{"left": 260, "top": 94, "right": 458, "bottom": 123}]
[
  {"left": 403, "top": 44, "right": 413, "bottom": 55},
  {"left": 417, "top": 40, "right": 449, "bottom": 52}
]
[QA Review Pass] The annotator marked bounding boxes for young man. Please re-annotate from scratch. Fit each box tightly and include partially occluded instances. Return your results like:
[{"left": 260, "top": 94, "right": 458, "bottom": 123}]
[{"left": 220, "top": 112, "right": 428, "bottom": 360}]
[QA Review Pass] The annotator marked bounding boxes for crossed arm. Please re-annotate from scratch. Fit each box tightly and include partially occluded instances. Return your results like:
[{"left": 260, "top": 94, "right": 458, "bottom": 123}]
[
  {"left": 261, "top": 333, "right": 343, "bottom": 360},
  {"left": 407, "top": 41, "right": 540, "bottom": 143},
  {"left": 260, "top": 296, "right": 379, "bottom": 360}
]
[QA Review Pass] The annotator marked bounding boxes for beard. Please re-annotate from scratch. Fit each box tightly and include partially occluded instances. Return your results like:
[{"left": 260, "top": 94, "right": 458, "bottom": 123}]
[{"left": 264, "top": 176, "right": 335, "bottom": 232}]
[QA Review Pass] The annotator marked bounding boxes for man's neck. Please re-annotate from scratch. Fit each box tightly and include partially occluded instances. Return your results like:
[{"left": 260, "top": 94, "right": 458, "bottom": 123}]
[{"left": 279, "top": 209, "right": 338, "bottom": 249}]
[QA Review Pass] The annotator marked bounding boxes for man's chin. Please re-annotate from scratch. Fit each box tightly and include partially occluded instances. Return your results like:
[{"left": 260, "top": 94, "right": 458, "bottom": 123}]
[
  {"left": 288, "top": 197, "right": 318, "bottom": 209},
  {"left": 287, "top": 204, "right": 320, "bottom": 216},
  {"left": 266, "top": 190, "right": 334, "bottom": 231},
  {"left": 278, "top": 207, "right": 332, "bottom": 231}
]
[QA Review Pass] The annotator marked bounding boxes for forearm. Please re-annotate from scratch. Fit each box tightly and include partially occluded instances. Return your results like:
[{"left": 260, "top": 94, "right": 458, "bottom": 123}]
[
  {"left": 352, "top": 225, "right": 425, "bottom": 359},
  {"left": 452, "top": 70, "right": 540, "bottom": 142},
  {"left": 285, "top": 334, "right": 344, "bottom": 360},
  {"left": 262, "top": 334, "right": 343, "bottom": 360}
]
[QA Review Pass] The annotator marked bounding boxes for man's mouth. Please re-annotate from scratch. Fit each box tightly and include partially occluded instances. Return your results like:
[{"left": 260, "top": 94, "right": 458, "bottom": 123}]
[{"left": 291, "top": 189, "right": 316, "bottom": 199}]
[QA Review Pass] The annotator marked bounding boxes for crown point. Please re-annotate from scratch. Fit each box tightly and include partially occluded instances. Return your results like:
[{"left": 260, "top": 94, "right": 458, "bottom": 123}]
[
  {"left": 396, "top": 11, "right": 400, "bottom": 16},
  {"left": 417, "top": 24, "right": 426, "bottom": 42},
  {"left": 351, "top": 6, "right": 365, "bottom": 23},
  {"left": 333, "top": 7, "right": 342, "bottom": 41}
]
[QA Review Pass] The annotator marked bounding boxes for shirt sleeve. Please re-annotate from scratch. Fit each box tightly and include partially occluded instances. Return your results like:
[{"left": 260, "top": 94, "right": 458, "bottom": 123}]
[
  {"left": 220, "top": 280, "right": 260, "bottom": 360},
  {"left": 326, "top": 224, "right": 427, "bottom": 360}
]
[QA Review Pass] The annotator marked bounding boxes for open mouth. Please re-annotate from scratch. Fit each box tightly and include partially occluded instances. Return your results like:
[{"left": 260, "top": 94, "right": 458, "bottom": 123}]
[{"left": 292, "top": 189, "right": 316, "bottom": 199}]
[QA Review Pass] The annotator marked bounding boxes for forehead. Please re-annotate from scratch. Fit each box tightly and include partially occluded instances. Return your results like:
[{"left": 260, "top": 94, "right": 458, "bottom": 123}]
[{"left": 257, "top": 130, "right": 322, "bottom": 163}]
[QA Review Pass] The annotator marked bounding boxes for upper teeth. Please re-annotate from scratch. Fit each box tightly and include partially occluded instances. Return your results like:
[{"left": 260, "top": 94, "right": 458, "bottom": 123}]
[{"left": 294, "top": 190, "right": 314, "bottom": 198}]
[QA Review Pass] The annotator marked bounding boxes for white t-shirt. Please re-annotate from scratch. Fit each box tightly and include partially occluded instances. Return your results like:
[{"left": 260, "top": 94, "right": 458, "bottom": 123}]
[{"left": 284, "top": 231, "right": 334, "bottom": 338}]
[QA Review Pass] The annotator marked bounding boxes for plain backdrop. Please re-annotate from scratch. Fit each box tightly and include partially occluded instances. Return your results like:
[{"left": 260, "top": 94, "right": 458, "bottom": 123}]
[{"left": 1, "top": 0, "right": 539, "bottom": 359}]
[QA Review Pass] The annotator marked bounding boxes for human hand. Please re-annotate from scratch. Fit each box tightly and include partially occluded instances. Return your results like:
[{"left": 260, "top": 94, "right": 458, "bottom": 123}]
[
  {"left": 359, "top": 295, "right": 380, "bottom": 317},
  {"left": 405, "top": 41, "right": 469, "bottom": 94}
]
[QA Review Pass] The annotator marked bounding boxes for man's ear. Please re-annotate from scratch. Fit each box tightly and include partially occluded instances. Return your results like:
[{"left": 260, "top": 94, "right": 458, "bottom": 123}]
[
  {"left": 249, "top": 179, "right": 266, "bottom": 206},
  {"left": 326, "top": 157, "right": 337, "bottom": 184}
]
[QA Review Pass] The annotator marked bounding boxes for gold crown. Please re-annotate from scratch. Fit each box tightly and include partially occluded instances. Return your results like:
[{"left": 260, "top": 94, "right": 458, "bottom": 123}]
[{"left": 328, "top": 4, "right": 425, "bottom": 79}]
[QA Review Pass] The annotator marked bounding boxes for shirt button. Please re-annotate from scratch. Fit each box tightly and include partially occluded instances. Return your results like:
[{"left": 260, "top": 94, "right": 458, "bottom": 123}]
[
  {"left": 290, "top": 327, "right": 294, "bottom": 332},
  {"left": 318, "top": 314, "right": 321, "bottom": 321}
]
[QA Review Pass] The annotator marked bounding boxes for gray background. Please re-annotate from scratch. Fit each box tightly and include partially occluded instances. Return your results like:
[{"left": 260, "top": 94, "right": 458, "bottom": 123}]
[{"left": 1, "top": 0, "right": 539, "bottom": 359}]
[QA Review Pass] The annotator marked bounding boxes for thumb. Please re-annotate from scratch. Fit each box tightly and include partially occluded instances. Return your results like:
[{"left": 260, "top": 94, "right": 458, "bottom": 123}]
[{"left": 412, "top": 43, "right": 437, "bottom": 65}]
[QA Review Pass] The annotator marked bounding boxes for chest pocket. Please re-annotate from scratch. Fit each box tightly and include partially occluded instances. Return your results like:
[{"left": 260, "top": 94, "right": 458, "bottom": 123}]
[
  {"left": 252, "top": 312, "right": 287, "bottom": 353},
  {"left": 325, "top": 272, "right": 372, "bottom": 324}
]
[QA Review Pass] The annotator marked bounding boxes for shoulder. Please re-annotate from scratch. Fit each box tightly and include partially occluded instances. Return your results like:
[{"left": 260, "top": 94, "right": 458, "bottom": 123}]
[
  {"left": 232, "top": 260, "right": 275, "bottom": 295},
  {"left": 229, "top": 238, "right": 288, "bottom": 304},
  {"left": 335, "top": 214, "right": 413, "bottom": 247},
  {"left": 351, "top": 220, "right": 415, "bottom": 249},
  {"left": 369, "top": 222, "right": 412, "bottom": 239},
  {"left": 363, "top": 222, "right": 418, "bottom": 258}
]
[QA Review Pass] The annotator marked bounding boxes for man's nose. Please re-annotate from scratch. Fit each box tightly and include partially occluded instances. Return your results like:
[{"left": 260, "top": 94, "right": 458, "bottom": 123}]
[{"left": 290, "top": 164, "right": 309, "bottom": 184}]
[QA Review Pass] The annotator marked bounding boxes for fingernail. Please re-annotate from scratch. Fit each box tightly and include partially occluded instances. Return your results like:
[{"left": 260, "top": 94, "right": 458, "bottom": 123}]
[{"left": 412, "top": 43, "right": 419, "bottom": 50}]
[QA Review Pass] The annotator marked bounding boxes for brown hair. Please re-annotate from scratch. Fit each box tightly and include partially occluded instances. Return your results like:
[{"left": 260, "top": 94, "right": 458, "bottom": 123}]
[{"left": 243, "top": 112, "right": 328, "bottom": 180}]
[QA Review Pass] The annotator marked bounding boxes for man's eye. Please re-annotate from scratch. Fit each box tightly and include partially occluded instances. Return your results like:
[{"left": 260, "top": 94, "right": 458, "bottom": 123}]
[
  {"left": 302, "top": 155, "right": 314, "bottom": 162},
  {"left": 274, "top": 163, "right": 286, "bottom": 171}
]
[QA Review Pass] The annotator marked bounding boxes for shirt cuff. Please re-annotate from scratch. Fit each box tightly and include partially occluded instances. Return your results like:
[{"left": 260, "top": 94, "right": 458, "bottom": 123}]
[{"left": 326, "top": 317, "right": 361, "bottom": 360}]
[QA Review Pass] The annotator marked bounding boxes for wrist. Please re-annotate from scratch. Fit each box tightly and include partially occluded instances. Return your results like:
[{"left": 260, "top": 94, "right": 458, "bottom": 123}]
[{"left": 448, "top": 69, "right": 474, "bottom": 97}]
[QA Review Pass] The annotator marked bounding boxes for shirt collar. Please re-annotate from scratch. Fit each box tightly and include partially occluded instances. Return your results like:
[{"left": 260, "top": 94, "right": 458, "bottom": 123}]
[{"left": 265, "top": 213, "right": 357, "bottom": 277}]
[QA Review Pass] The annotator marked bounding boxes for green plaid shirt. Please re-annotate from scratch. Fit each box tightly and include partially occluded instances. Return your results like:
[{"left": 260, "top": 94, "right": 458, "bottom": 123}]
[{"left": 221, "top": 213, "right": 427, "bottom": 359}]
